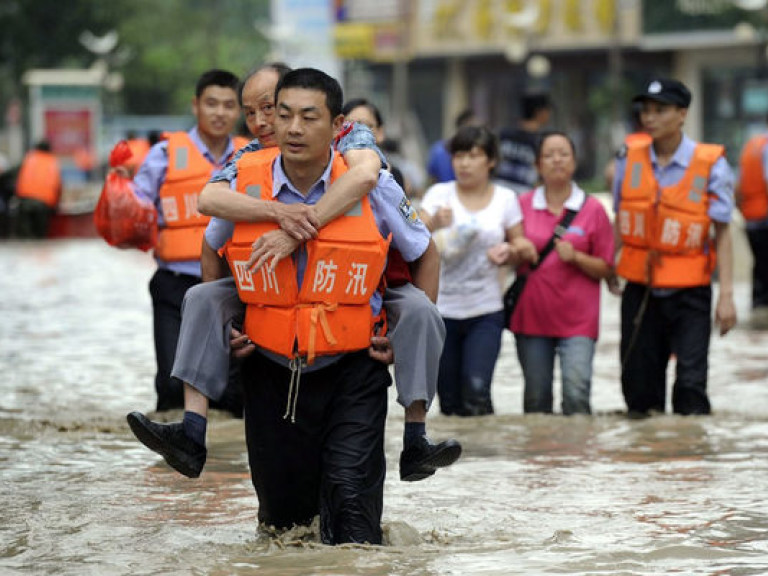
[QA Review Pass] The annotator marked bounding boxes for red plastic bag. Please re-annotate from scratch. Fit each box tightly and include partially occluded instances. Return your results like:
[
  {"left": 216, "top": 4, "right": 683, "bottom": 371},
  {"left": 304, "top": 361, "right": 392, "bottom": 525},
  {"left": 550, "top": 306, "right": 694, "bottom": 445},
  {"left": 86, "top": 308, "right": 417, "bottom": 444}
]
[{"left": 93, "top": 141, "right": 158, "bottom": 251}]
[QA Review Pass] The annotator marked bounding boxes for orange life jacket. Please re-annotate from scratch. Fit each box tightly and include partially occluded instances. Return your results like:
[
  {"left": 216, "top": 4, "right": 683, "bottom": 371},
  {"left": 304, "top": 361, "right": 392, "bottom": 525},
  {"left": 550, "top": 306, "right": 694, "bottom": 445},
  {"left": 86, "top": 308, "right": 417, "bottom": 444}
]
[
  {"left": 225, "top": 147, "right": 390, "bottom": 364},
  {"left": 616, "top": 133, "right": 723, "bottom": 288},
  {"left": 232, "top": 136, "right": 251, "bottom": 151},
  {"left": 16, "top": 150, "right": 61, "bottom": 208},
  {"left": 154, "top": 132, "right": 216, "bottom": 261},
  {"left": 738, "top": 134, "right": 768, "bottom": 221}
]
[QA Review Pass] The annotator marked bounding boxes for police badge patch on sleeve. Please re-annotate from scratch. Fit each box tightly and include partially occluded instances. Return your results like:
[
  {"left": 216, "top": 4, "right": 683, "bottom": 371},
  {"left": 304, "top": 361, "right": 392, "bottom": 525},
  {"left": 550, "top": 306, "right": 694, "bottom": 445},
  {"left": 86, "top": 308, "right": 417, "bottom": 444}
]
[{"left": 398, "top": 196, "right": 421, "bottom": 225}]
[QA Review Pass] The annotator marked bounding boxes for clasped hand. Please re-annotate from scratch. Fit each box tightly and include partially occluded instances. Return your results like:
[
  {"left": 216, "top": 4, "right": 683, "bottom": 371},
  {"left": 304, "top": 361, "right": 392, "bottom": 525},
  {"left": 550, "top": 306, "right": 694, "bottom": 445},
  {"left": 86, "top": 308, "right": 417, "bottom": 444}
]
[{"left": 229, "top": 327, "right": 394, "bottom": 364}]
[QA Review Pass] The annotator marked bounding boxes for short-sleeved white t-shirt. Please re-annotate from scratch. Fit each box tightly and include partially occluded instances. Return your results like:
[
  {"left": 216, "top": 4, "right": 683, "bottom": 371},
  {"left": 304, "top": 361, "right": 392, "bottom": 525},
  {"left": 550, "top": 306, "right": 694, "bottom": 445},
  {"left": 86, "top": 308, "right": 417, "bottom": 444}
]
[{"left": 421, "top": 182, "right": 523, "bottom": 319}]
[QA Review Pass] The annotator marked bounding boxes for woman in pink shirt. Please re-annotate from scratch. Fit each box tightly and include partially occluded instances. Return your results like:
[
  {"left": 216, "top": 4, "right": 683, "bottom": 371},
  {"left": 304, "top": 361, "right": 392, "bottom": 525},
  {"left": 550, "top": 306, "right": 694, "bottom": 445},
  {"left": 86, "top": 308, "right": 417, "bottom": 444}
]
[{"left": 510, "top": 131, "right": 614, "bottom": 414}]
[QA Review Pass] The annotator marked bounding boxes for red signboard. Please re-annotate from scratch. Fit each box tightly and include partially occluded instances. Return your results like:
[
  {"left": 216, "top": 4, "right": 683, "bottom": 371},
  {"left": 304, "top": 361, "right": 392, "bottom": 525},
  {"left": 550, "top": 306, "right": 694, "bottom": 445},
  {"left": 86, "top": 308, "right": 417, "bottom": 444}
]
[{"left": 44, "top": 109, "right": 92, "bottom": 157}]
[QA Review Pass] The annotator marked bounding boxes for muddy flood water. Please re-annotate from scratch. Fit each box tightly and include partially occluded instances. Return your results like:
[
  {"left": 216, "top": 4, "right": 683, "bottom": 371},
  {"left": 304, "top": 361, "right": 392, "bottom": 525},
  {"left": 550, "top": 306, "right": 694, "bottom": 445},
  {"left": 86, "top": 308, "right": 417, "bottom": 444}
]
[{"left": 2, "top": 238, "right": 768, "bottom": 575}]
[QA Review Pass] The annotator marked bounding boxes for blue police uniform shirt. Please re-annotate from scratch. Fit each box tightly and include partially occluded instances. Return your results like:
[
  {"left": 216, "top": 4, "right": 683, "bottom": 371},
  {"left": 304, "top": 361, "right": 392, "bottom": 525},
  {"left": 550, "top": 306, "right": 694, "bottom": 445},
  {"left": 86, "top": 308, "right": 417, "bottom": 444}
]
[
  {"left": 132, "top": 127, "right": 238, "bottom": 277},
  {"left": 226, "top": 147, "right": 429, "bottom": 371}
]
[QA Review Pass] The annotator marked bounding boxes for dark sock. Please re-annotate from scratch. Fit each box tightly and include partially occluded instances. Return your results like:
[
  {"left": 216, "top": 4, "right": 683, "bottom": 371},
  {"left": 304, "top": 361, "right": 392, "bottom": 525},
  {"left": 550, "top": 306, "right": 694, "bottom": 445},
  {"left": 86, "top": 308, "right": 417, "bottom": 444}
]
[
  {"left": 404, "top": 422, "right": 426, "bottom": 447},
  {"left": 182, "top": 411, "right": 207, "bottom": 447}
]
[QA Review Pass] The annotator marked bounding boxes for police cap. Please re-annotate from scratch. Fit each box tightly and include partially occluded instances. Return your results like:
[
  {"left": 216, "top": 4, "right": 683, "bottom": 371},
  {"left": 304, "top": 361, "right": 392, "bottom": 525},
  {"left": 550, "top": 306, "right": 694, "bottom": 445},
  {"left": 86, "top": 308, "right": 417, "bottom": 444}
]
[{"left": 632, "top": 78, "right": 691, "bottom": 109}]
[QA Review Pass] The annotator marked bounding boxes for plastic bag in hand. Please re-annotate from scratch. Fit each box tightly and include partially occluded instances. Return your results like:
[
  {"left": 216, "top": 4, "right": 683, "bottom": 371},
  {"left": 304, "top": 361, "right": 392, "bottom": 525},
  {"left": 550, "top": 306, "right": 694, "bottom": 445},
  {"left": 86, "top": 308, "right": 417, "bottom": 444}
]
[{"left": 93, "top": 141, "right": 158, "bottom": 251}]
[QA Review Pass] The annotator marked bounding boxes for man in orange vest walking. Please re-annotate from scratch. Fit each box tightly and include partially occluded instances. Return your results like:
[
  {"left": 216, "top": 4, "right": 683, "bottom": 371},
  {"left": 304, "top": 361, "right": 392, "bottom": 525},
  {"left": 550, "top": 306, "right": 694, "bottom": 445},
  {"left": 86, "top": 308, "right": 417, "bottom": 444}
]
[
  {"left": 737, "top": 121, "right": 768, "bottom": 312},
  {"left": 128, "top": 69, "right": 244, "bottom": 413},
  {"left": 612, "top": 78, "right": 737, "bottom": 416},
  {"left": 15, "top": 140, "right": 62, "bottom": 238}
]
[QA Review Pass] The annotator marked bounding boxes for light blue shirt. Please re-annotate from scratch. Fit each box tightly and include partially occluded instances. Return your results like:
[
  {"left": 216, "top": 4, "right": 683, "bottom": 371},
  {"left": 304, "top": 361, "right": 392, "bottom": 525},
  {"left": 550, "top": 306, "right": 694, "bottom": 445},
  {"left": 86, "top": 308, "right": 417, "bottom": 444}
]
[
  {"left": 132, "top": 127, "right": 239, "bottom": 277},
  {"left": 612, "top": 133, "right": 734, "bottom": 223},
  {"left": 217, "top": 148, "right": 430, "bottom": 371}
]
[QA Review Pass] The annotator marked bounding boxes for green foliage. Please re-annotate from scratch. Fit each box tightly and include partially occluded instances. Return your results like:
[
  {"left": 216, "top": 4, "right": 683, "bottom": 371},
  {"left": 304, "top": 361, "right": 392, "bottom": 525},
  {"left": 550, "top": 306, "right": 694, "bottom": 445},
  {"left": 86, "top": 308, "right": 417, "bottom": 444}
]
[{"left": 0, "top": 0, "right": 270, "bottom": 116}]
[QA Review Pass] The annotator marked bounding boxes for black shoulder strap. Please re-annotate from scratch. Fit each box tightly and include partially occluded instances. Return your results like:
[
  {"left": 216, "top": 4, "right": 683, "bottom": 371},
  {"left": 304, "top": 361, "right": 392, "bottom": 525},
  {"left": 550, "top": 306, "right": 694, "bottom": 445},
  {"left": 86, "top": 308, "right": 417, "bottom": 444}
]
[{"left": 529, "top": 205, "right": 581, "bottom": 271}]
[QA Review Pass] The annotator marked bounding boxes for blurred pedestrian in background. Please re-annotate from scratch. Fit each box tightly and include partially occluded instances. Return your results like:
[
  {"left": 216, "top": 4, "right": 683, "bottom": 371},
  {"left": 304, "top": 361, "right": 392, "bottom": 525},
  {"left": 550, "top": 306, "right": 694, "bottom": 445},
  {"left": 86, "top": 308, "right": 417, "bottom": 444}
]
[
  {"left": 612, "top": 78, "right": 736, "bottom": 416},
  {"left": 496, "top": 93, "right": 552, "bottom": 193},
  {"left": 14, "top": 140, "right": 61, "bottom": 238},
  {"left": 736, "top": 116, "right": 768, "bottom": 317},
  {"left": 421, "top": 125, "right": 525, "bottom": 416},
  {"left": 505, "top": 131, "right": 614, "bottom": 415}
]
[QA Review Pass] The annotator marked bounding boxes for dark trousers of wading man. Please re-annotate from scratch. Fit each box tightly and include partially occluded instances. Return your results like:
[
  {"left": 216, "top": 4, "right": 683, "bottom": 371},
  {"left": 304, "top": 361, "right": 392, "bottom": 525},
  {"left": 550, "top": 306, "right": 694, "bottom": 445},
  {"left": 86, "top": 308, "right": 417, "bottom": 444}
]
[
  {"left": 242, "top": 348, "right": 391, "bottom": 545},
  {"left": 620, "top": 282, "right": 712, "bottom": 415}
]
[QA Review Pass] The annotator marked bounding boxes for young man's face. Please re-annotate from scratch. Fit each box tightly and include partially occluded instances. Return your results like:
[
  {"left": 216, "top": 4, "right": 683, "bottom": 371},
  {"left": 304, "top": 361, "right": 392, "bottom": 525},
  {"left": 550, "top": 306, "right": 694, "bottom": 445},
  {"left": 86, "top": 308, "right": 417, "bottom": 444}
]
[
  {"left": 274, "top": 87, "right": 343, "bottom": 167},
  {"left": 241, "top": 69, "right": 280, "bottom": 148},
  {"left": 639, "top": 100, "right": 687, "bottom": 141},
  {"left": 193, "top": 85, "right": 240, "bottom": 141}
]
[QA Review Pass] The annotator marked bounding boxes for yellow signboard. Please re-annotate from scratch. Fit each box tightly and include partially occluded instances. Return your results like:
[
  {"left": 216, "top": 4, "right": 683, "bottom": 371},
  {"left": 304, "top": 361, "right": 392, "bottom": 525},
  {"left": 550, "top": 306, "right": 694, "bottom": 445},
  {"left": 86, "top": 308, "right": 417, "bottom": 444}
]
[{"left": 334, "top": 23, "right": 376, "bottom": 59}]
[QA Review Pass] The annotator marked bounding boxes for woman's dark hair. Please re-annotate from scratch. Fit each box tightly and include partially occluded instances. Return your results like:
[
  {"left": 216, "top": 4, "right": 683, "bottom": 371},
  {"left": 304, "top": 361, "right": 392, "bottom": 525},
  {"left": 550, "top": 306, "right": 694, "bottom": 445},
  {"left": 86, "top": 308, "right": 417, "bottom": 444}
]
[
  {"left": 448, "top": 125, "right": 499, "bottom": 162},
  {"left": 535, "top": 130, "right": 576, "bottom": 162},
  {"left": 341, "top": 98, "right": 383, "bottom": 128}
]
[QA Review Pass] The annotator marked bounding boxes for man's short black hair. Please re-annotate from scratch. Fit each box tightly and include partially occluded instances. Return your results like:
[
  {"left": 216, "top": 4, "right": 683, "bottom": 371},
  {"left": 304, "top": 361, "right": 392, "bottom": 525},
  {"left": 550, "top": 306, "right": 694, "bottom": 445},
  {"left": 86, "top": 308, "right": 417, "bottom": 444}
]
[
  {"left": 238, "top": 62, "right": 292, "bottom": 106},
  {"left": 455, "top": 108, "right": 477, "bottom": 129},
  {"left": 521, "top": 94, "right": 551, "bottom": 120},
  {"left": 342, "top": 98, "right": 384, "bottom": 128},
  {"left": 275, "top": 68, "right": 343, "bottom": 119},
  {"left": 195, "top": 69, "right": 240, "bottom": 99}
]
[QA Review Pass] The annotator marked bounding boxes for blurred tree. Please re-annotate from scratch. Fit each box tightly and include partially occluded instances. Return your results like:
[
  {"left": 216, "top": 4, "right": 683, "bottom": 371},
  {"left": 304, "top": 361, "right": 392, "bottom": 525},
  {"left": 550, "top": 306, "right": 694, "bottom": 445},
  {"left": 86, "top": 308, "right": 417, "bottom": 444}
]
[
  {"left": 0, "top": 0, "right": 125, "bottom": 105},
  {"left": 0, "top": 0, "right": 270, "bottom": 116},
  {"left": 119, "top": 0, "right": 270, "bottom": 113}
]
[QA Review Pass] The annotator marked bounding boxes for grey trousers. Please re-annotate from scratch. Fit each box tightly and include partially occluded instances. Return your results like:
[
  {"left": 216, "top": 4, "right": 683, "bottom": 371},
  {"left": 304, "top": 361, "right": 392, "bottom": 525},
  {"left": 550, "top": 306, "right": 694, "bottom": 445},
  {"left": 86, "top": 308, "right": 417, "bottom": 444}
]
[
  {"left": 384, "top": 283, "right": 445, "bottom": 410},
  {"left": 172, "top": 278, "right": 445, "bottom": 409},
  {"left": 171, "top": 277, "right": 244, "bottom": 401}
]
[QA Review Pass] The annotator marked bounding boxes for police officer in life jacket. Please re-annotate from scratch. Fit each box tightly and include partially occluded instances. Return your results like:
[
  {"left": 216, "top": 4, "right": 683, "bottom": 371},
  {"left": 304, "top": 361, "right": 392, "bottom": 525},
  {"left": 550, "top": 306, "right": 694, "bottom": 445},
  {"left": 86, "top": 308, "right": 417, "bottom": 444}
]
[
  {"left": 736, "top": 115, "right": 768, "bottom": 313},
  {"left": 611, "top": 78, "right": 737, "bottom": 416},
  {"left": 128, "top": 69, "right": 246, "bottom": 413}
]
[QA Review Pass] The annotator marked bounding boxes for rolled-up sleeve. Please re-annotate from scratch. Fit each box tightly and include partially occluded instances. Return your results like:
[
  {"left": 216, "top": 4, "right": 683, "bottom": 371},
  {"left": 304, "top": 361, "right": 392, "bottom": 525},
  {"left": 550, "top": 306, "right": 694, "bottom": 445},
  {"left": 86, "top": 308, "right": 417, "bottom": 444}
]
[
  {"left": 707, "top": 156, "right": 735, "bottom": 223},
  {"left": 335, "top": 122, "right": 387, "bottom": 168},
  {"left": 204, "top": 217, "right": 235, "bottom": 251}
]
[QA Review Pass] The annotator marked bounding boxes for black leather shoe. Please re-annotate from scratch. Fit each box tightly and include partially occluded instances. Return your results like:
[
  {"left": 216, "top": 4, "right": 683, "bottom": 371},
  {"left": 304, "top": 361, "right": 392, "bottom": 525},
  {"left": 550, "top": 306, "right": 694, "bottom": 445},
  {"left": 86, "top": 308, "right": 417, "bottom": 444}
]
[
  {"left": 126, "top": 411, "right": 206, "bottom": 478},
  {"left": 399, "top": 436, "right": 462, "bottom": 482}
]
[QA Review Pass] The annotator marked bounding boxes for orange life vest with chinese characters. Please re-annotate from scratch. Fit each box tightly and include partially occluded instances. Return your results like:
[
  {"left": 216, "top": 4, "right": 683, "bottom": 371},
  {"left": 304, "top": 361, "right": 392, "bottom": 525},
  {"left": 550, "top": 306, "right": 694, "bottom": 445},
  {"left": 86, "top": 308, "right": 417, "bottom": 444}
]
[
  {"left": 225, "top": 147, "right": 390, "bottom": 364},
  {"left": 616, "top": 133, "right": 723, "bottom": 288},
  {"left": 738, "top": 134, "right": 768, "bottom": 221},
  {"left": 154, "top": 132, "right": 215, "bottom": 261},
  {"left": 16, "top": 150, "right": 61, "bottom": 208}
]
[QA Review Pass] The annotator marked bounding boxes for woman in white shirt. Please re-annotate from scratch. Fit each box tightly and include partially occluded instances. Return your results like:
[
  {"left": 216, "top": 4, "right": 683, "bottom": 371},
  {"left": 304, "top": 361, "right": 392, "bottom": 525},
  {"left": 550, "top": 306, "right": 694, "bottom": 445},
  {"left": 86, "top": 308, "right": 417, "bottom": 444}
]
[{"left": 420, "top": 125, "right": 529, "bottom": 416}]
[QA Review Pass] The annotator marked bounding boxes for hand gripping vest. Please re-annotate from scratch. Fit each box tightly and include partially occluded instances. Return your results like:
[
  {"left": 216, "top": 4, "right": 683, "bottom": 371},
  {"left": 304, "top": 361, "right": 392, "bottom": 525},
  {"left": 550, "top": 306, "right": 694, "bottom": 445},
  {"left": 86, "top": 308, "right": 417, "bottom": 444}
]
[
  {"left": 616, "top": 133, "right": 723, "bottom": 288},
  {"left": 225, "top": 148, "right": 390, "bottom": 364},
  {"left": 738, "top": 134, "right": 768, "bottom": 221},
  {"left": 154, "top": 132, "right": 215, "bottom": 261}
]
